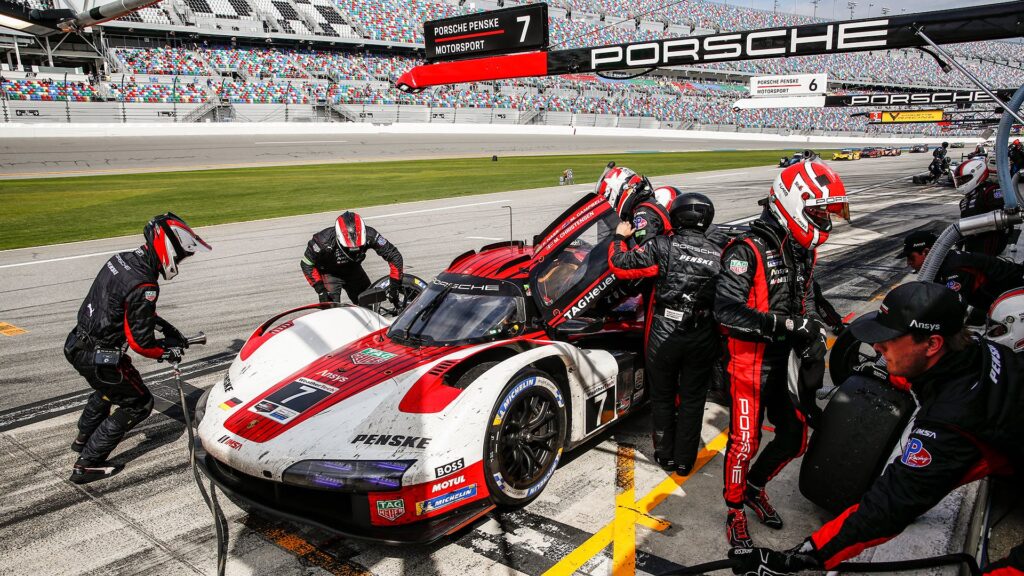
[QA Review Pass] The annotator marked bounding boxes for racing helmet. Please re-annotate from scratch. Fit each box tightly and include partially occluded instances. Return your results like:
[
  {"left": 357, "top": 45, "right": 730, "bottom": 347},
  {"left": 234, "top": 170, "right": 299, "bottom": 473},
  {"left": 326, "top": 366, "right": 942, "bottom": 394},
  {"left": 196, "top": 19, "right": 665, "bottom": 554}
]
[
  {"left": 143, "top": 212, "right": 212, "bottom": 280},
  {"left": 986, "top": 289, "right": 1024, "bottom": 353},
  {"left": 669, "top": 192, "right": 715, "bottom": 232},
  {"left": 767, "top": 160, "right": 848, "bottom": 250},
  {"left": 653, "top": 185, "right": 682, "bottom": 209},
  {"left": 942, "top": 142, "right": 949, "bottom": 148},
  {"left": 1014, "top": 139, "right": 1022, "bottom": 147},
  {"left": 952, "top": 158, "right": 990, "bottom": 192},
  {"left": 598, "top": 166, "right": 652, "bottom": 220},
  {"left": 335, "top": 211, "right": 368, "bottom": 258}
]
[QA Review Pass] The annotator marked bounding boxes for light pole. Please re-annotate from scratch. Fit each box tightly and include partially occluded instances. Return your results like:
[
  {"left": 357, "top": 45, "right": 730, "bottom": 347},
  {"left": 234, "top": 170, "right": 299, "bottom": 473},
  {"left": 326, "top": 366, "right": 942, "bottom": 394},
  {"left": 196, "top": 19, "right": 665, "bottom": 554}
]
[
  {"left": 881, "top": 7, "right": 889, "bottom": 16},
  {"left": 811, "top": 0, "right": 820, "bottom": 18},
  {"left": 868, "top": 2, "right": 874, "bottom": 15},
  {"left": 847, "top": 1, "right": 857, "bottom": 19}
]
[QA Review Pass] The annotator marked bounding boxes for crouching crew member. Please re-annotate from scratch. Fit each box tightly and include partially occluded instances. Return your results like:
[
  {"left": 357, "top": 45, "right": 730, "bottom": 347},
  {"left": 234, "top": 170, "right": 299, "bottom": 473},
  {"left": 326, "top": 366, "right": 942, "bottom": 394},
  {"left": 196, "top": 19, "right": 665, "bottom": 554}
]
[
  {"left": 65, "top": 213, "right": 211, "bottom": 484},
  {"left": 715, "top": 160, "right": 849, "bottom": 548},
  {"left": 608, "top": 193, "right": 721, "bottom": 476},
  {"left": 301, "top": 211, "right": 404, "bottom": 306},
  {"left": 729, "top": 282, "right": 1024, "bottom": 576}
]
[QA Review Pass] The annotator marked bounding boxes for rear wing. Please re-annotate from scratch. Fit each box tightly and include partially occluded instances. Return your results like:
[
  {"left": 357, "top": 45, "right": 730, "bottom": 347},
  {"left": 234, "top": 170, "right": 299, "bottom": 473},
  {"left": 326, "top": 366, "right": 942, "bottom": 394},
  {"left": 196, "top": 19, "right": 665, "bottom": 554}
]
[{"left": 397, "top": 1, "right": 1024, "bottom": 92}]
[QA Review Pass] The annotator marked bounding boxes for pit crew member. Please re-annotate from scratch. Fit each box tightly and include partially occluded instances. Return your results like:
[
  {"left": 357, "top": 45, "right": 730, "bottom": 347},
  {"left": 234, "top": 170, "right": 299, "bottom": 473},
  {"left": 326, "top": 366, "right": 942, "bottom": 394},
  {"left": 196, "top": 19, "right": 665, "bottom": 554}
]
[
  {"left": 715, "top": 160, "right": 848, "bottom": 548},
  {"left": 728, "top": 281, "right": 1024, "bottom": 576},
  {"left": 608, "top": 193, "right": 721, "bottom": 476},
  {"left": 64, "top": 213, "right": 211, "bottom": 484},
  {"left": 301, "top": 211, "right": 404, "bottom": 306},
  {"left": 598, "top": 165, "right": 671, "bottom": 245},
  {"left": 954, "top": 158, "right": 1011, "bottom": 256},
  {"left": 897, "top": 230, "right": 1024, "bottom": 321}
]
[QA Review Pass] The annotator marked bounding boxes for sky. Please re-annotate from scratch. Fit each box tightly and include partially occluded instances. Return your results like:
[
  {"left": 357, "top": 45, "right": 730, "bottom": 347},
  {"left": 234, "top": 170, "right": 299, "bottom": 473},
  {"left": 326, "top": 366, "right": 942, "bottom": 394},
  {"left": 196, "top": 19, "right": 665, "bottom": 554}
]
[{"left": 732, "top": 0, "right": 1005, "bottom": 20}]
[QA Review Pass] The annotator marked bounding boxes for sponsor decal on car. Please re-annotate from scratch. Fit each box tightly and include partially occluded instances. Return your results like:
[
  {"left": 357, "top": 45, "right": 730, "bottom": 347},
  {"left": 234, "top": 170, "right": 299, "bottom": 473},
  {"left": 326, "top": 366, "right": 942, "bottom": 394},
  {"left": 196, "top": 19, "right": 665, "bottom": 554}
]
[
  {"left": 219, "top": 397, "right": 242, "bottom": 410},
  {"left": 415, "top": 484, "right": 478, "bottom": 515},
  {"left": 560, "top": 275, "right": 617, "bottom": 322},
  {"left": 430, "top": 474, "right": 466, "bottom": 494},
  {"left": 900, "top": 438, "right": 932, "bottom": 468},
  {"left": 318, "top": 369, "right": 348, "bottom": 384},
  {"left": 351, "top": 434, "right": 432, "bottom": 448},
  {"left": 493, "top": 377, "right": 536, "bottom": 426},
  {"left": 376, "top": 498, "right": 406, "bottom": 522},
  {"left": 268, "top": 406, "right": 299, "bottom": 423},
  {"left": 729, "top": 259, "right": 749, "bottom": 274},
  {"left": 435, "top": 457, "right": 465, "bottom": 479},
  {"left": 351, "top": 348, "right": 398, "bottom": 365},
  {"left": 248, "top": 377, "right": 338, "bottom": 421},
  {"left": 217, "top": 434, "right": 243, "bottom": 450}
]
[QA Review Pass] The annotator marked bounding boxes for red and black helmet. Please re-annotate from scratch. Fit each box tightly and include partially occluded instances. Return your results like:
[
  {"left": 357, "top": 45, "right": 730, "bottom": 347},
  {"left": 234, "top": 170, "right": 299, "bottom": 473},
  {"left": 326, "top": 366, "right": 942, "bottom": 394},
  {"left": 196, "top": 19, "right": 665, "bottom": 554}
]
[
  {"left": 143, "top": 212, "right": 211, "bottom": 280},
  {"left": 335, "top": 211, "right": 367, "bottom": 257},
  {"left": 598, "top": 166, "right": 653, "bottom": 221},
  {"left": 767, "top": 160, "right": 848, "bottom": 250}
]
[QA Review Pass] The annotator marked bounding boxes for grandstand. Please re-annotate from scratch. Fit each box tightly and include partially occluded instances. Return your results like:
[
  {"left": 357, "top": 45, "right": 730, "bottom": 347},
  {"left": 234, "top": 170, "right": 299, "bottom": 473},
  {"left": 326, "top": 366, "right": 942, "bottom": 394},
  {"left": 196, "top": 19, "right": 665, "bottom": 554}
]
[{"left": 1, "top": 0, "right": 1021, "bottom": 133}]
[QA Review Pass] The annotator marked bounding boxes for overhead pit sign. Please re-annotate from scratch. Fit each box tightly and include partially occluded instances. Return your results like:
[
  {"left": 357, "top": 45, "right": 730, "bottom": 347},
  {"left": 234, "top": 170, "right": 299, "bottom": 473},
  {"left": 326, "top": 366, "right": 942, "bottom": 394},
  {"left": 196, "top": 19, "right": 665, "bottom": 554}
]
[
  {"left": 424, "top": 3, "right": 548, "bottom": 63},
  {"left": 750, "top": 74, "right": 826, "bottom": 96}
]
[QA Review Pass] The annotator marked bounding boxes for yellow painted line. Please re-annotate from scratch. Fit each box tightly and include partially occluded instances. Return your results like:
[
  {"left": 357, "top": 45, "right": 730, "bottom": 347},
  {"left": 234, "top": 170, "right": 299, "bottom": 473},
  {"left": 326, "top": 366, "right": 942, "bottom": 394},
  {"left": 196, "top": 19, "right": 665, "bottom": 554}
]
[
  {"left": 0, "top": 322, "right": 27, "bottom": 336},
  {"left": 543, "top": 429, "right": 730, "bottom": 576},
  {"left": 613, "top": 444, "right": 637, "bottom": 576}
]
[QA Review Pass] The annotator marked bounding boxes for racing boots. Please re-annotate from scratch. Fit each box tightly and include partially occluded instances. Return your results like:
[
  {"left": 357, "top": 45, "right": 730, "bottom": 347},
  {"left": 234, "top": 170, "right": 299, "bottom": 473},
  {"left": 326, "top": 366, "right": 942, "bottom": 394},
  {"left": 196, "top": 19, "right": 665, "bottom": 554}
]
[
  {"left": 726, "top": 509, "right": 753, "bottom": 549},
  {"left": 70, "top": 458, "right": 121, "bottom": 485},
  {"left": 70, "top": 432, "right": 89, "bottom": 453},
  {"left": 744, "top": 484, "right": 784, "bottom": 530},
  {"left": 652, "top": 430, "right": 676, "bottom": 472}
]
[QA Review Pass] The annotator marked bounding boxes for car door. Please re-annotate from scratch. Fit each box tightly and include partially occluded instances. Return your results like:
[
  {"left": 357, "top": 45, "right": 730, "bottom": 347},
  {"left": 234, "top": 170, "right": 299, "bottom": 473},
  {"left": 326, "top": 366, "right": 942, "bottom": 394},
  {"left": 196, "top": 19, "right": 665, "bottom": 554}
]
[{"left": 528, "top": 193, "right": 622, "bottom": 331}]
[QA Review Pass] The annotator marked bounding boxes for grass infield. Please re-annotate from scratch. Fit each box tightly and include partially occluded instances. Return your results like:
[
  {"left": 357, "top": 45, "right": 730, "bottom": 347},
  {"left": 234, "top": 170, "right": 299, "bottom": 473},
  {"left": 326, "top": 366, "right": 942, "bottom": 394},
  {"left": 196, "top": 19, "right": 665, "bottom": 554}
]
[{"left": 1, "top": 149, "right": 829, "bottom": 250}]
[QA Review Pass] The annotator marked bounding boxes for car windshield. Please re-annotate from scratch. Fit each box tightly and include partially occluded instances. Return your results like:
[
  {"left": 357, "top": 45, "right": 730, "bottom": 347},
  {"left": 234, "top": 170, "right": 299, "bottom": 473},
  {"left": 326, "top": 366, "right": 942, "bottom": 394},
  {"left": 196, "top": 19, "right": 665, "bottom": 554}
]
[{"left": 388, "top": 275, "right": 524, "bottom": 346}]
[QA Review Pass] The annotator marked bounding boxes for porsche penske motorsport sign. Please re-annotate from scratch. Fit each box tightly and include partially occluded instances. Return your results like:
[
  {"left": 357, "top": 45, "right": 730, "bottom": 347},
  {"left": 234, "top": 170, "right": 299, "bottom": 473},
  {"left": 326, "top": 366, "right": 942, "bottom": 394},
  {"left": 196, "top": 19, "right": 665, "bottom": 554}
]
[
  {"left": 750, "top": 74, "right": 827, "bottom": 96},
  {"left": 424, "top": 3, "right": 548, "bottom": 63}
]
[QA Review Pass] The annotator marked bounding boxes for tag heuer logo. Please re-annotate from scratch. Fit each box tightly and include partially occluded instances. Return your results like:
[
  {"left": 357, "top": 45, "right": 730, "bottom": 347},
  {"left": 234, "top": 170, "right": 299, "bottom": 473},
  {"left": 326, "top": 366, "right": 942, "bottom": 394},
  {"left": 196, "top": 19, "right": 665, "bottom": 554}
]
[
  {"left": 376, "top": 498, "right": 405, "bottom": 522},
  {"left": 351, "top": 348, "right": 398, "bottom": 365}
]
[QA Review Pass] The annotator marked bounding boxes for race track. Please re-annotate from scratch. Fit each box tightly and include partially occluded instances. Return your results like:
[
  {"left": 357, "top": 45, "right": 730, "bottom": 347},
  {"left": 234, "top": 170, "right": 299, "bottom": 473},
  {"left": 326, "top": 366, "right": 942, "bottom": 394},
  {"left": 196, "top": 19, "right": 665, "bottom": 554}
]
[{"left": 0, "top": 152, "right": 965, "bottom": 575}]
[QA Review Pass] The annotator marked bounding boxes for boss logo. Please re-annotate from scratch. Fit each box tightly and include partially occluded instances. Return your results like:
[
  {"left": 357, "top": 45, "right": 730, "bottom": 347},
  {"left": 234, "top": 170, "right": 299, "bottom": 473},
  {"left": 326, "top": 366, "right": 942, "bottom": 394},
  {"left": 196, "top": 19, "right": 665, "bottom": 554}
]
[{"left": 435, "top": 458, "right": 465, "bottom": 478}]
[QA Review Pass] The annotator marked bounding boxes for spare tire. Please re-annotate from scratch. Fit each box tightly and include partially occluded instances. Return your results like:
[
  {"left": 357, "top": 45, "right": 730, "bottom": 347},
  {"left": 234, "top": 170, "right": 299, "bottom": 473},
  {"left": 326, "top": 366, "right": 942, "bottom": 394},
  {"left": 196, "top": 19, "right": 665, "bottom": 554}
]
[
  {"left": 799, "top": 373, "right": 915, "bottom": 514},
  {"left": 827, "top": 327, "right": 881, "bottom": 387}
]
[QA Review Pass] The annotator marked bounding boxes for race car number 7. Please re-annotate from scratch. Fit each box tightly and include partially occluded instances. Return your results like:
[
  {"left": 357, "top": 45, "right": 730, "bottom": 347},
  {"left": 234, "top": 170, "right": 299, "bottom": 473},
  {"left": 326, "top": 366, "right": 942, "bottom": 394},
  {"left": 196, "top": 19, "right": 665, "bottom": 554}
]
[
  {"left": 280, "top": 385, "right": 317, "bottom": 405},
  {"left": 516, "top": 15, "right": 530, "bottom": 43}
]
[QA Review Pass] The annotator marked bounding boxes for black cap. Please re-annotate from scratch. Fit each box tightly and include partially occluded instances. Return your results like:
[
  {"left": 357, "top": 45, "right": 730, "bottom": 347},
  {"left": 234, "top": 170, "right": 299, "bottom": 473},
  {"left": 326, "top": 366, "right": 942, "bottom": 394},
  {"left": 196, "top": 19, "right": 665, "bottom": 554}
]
[
  {"left": 895, "top": 230, "right": 937, "bottom": 259},
  {"left": 848, "top": 282, "right": 964, "bottom": 344}
]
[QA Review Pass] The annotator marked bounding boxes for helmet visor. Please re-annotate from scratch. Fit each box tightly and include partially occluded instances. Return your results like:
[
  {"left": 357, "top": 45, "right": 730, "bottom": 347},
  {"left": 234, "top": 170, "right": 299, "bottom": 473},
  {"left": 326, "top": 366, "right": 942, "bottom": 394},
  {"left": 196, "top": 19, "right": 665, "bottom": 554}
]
[
  {"left": 953, "top": 172, "right": 973, "bottom": 188},
  {"left": 804, "top": 206, "right": 833, "bottom": 232}
]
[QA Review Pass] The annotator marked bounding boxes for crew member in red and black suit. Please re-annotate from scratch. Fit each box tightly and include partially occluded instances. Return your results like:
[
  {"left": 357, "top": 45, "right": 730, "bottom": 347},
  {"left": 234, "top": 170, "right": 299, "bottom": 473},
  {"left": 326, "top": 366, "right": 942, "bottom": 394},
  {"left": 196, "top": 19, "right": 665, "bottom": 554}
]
[
  {"left": 64, "top": 213, "right": 211, "bottom": 484},
  {"left": 301, "top": 211, "right": 404, "bottom": 307},
  {"left": 608, "top": 193, "right": 721, "bottom": 476},
  {"left": 727, "top": 282, "right": 1024, "bottom": 576},
  {"left": 714, "top": 160, "right": 849, "bottom": 548}
]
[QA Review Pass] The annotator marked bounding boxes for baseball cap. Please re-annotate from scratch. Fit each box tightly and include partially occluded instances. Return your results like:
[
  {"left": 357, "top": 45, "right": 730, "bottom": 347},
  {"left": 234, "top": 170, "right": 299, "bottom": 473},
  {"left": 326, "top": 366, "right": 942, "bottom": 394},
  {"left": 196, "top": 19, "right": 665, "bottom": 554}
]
[
  {"left": 848, "top": 281, "right": 964, "bottom": 344},
  {"left": 894, "top": 230, "right": 938, "bottom": 259}
]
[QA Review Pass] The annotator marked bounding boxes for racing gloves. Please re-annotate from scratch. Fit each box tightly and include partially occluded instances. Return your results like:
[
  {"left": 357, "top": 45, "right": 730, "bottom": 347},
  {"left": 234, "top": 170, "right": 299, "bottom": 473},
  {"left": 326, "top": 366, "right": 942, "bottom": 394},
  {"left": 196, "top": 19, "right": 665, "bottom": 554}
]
[
  {"left": 313, "top": 282, "right": 332, "bottom": 304},
  {"left": 159, "top": 347, "right": 183, "bottom": 364},
  {"left": 155, "top": 317, "right": 188, "bottom": 348},
  {"left": 729, "top": 542, "right": 821, "bottom": 576},
  {"left": 386, "top": 279, "right": 402, "bottom": 307},
  {"left": 783, "top": 316, "right": 827, "bottom": 361}
]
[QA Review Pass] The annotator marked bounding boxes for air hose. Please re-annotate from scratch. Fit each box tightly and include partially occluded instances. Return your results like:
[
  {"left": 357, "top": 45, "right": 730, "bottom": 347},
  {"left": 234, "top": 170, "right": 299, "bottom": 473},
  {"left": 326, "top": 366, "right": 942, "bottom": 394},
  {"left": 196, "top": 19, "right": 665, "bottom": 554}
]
[{"left": 658, "top": 551, "right": 981, "bottom": 576}]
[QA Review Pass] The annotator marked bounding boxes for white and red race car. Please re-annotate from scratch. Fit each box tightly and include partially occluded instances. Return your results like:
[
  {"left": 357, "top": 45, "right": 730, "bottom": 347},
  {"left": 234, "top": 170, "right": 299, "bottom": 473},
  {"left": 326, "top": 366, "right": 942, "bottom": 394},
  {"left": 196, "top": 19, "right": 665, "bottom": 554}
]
[{"left": 195, "top": 194, "right": 652, "bottom": 543}]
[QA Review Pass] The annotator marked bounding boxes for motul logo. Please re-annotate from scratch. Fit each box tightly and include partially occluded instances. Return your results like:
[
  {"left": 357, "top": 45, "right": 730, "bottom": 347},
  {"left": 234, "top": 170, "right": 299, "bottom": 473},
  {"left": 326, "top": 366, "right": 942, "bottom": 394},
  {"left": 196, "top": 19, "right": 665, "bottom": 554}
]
[
  {"left": 590, "top": 20, "right": 888, "bottom": 69},
  {"left": 431, "top": 474, "right": 466, "bottom": 493}
]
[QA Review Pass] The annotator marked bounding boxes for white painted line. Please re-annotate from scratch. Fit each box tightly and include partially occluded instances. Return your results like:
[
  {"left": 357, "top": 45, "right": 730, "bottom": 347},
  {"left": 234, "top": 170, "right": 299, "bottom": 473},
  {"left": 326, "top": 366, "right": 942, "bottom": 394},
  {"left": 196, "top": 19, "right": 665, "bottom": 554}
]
[
  {"left": 254, "top": 140, "right": 348, "bottom": 145},
  {"left": 0, "top": 199, "right": 513, "bottom": 268},
  {"left": 466, "top": 236, "right": 502, "bottom": 241},
  {"left": 694, "top": 172, "right": 745, "bottom": 180},
  {"left": 0, "top": 250, "right": 125, "bottom": 270}
]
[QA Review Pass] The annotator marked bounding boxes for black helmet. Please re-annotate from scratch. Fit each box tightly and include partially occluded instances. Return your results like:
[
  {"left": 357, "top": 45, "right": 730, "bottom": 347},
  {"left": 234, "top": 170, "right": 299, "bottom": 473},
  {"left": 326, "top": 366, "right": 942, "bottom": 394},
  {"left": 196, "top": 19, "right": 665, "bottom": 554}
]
[
  {"left": 941, "top": 141, "right": 949, "bottom": 148},
  {"left": 669, "top": 193, "right": 715, "bottom": 232},
  {"left": 143, "top": 212, "right": 211, "bottom": 280}
]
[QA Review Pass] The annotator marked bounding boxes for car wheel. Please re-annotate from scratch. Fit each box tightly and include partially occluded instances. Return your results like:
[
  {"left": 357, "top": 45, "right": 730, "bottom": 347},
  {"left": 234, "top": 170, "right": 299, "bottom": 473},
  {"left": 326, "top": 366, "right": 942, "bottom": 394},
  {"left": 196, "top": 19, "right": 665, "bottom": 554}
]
[{"left": 484, "top": 369, "right": 567, "bottom": 507}]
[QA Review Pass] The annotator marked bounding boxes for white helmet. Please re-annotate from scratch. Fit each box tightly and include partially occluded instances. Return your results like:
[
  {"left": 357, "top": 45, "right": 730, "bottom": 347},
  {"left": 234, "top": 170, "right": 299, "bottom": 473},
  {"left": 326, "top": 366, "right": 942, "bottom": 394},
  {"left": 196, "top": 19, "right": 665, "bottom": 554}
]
[
  {"left": 768, "top": 160, "right": 848, "bottom": 250},
  {"left": 986, "top": 288, "right": 1024, "bottom": 353},
  {"left": 653, "top": 185, "right": 682, "bottom": 209},
  {"left": 597, "top": 165, "right": 651, "bottom": 220},
  {"left": 952, "top": 158, "right": 990, "bottom": 193},
  {"left": 143, "top": 212, "right": 212, "bottom": 280}
]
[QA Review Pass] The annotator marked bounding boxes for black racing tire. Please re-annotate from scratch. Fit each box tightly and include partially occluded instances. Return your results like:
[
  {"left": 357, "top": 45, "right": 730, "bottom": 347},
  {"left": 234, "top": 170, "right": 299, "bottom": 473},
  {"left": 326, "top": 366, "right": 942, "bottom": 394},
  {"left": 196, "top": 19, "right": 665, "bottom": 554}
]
[
  {"left": 827, "top": 327, "right": 880, "bottom": 387},
  {"left": 483, "top": 369, "right": 567, "bottom": 508}
]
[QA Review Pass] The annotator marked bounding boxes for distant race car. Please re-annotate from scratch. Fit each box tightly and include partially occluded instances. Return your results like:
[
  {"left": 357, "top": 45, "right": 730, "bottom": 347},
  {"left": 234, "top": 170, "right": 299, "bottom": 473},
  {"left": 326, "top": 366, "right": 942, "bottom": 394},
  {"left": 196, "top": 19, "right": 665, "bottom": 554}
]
[
  {"left": 910, "top": 144, "right": 929, "bottom": 153},
  {"left": 195, "top": 193, "right": 658, "bottom": 544},
  {"left": 779, "top": 153, "right": 804, "bottom": 167},
  {"left": 882, "top": 147, "right": 902, "bottom": 157},
  {"left": 951, "top": 142, "right": 966, "bottom": 148},
  {"left": 832, "top": 149, "right": 861, "bottom": 161},
  {"left": 860, "top": 147, "right": 883, "bottom": 158}
]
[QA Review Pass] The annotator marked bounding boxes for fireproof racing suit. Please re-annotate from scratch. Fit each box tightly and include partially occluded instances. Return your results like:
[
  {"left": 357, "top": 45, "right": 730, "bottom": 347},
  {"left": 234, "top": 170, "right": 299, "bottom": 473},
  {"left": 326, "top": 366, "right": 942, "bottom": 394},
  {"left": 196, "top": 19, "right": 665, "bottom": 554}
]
[
  {"left": 608, "top": 228, "right": 722, "bottom": 470},
  {"left": 959, "top": 182, "right": 1011, "bottom": 257},
  {"left": 64, "top": 247, "right": 180, "bottom": 464},
  {"left": 714, "top": 213, "right": 822, "bottom": 508},
  {"left": 808, "top": 340, "right": 1024, "bottom": 573},
  {"left": 631, "top": 199, "right": 672, "bottom": 246},
  {"left": 300, "top": 225, "right": 403, "bottom": 304},
  {"left": 935, "top": 250, "right": 1024, "bottom": 315}
]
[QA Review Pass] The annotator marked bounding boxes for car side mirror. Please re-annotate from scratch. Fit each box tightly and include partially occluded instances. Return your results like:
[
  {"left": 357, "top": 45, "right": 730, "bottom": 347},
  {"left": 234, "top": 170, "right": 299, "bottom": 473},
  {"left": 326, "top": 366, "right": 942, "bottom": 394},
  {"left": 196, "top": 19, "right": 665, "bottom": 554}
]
[{"left": 552, "top": 317, "right": 603, "bottom": 339}]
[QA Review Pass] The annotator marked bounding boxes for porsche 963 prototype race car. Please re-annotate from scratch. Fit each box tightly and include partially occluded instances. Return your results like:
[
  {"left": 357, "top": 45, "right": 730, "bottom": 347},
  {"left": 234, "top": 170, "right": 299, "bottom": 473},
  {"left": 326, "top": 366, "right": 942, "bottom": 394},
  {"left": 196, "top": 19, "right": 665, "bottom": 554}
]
[{"left": 195, "top": 194, "right": 650, "bottom": 543}]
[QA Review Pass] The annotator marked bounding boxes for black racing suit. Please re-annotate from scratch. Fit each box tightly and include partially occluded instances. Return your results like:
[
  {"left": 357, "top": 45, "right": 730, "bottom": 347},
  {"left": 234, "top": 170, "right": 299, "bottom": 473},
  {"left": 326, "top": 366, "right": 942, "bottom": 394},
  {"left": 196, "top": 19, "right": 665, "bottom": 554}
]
[
  {"left": 300, "top": 225, "right": 403, "bottom": 304},
  {"left": 714, "top": 212, "right": 821, "bottom": 507},
  {"left": 935, "top": 250, "right": 1024, "bottom": 316},
  {"left": 809, "top": 340, "right": 1023, "bottom": 573},
  {"left": 64, "top": 247, "right": 179, "bottom": 464},
  {"left": 608, "top": 228, "right": 721, "bottom": 470},
  {"left": 929, "top": 147, "right": 949, "bottom": 177},
  {"left": 959, "top": 182, "right": 1010, "bottom": 257}
]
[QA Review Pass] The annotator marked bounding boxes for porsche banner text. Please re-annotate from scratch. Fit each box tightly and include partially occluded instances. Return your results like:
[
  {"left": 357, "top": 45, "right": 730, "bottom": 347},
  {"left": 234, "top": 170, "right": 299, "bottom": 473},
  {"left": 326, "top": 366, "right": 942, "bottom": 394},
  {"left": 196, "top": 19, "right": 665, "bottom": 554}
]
[{"left": 424, "top": 2, "right": 548, "bottom": 63}]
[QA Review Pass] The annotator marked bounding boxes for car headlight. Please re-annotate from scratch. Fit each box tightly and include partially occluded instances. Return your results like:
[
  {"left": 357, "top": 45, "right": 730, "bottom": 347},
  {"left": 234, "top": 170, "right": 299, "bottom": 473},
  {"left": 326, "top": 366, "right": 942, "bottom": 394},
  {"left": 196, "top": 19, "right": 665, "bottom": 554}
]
[
  {"left": 195, "top": 388, "right": 211, "bottom": 425},
  {"left": 282, "top": 460, "right": 415, "bottom": 492}
]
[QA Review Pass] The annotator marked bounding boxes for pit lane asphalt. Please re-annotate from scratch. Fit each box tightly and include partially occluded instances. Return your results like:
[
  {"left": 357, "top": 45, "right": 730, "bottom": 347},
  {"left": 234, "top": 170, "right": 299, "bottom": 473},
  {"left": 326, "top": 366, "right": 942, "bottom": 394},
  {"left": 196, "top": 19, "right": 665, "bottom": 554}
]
[{"left": 0, "top": 153, "right": 962, "bottom": 575}]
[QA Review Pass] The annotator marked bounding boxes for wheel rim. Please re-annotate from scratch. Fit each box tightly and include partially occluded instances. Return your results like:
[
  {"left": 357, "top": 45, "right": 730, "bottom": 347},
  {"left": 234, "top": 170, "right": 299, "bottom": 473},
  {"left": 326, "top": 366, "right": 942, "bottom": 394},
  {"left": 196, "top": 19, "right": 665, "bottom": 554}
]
[{"left": 495, "top": 389, "right": 560, "bottom": 489}]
